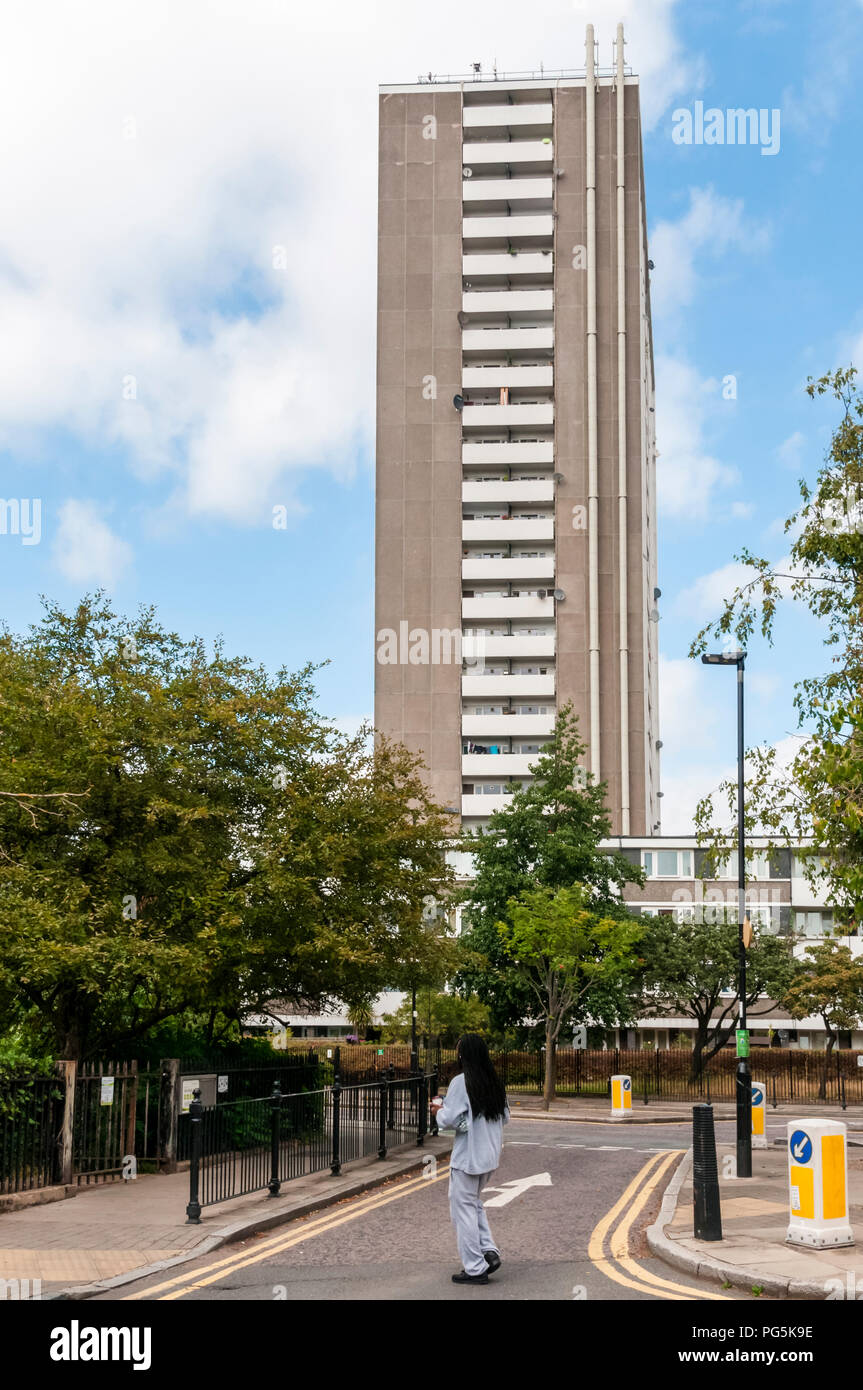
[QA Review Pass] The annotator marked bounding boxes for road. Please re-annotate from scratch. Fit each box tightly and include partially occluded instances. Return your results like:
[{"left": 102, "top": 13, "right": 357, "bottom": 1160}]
[{"left": 105, "top": 1117, "right": 774, "bottom": 1302}]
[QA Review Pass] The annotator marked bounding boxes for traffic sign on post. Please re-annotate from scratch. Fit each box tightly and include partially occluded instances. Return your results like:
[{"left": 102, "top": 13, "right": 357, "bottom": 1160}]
[
  {"left": 750, "top": 1080, "right": 767, "bottom": 1149},
  {"left": 786, "top": 1119, "right": 854, "bottom": 1249},
  {"left": 611, "top": 1074, "right": 632, "bottom": 1119}
]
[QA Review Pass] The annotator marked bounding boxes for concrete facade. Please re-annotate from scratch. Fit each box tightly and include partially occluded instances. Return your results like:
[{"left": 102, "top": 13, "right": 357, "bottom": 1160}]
[{"left": 374, "top": 43, "right": 659, "bottom": 834}]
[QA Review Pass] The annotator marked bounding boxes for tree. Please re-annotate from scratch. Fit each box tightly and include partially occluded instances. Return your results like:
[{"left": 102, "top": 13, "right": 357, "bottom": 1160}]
[
  {"left": 0, "top": 595, "right": 454, "bottom": 1058},
  {"left": 381, "top": 990, "right": 491, "bottom": 1046},
  {"left": 457, "top": 707, "right": 645, "bottom": 1092},
  {"left": 500, "top": 886, "right": 644, "bottom": 1107},
  {"left": 639, "top": 911, "right": 797, "bottom": 1080},
  {"left": 691, "top": 368, "right": 863, "bottom": 920},
  {"left": 783, "top": 941, "right": 863, "bottom": 1093}
]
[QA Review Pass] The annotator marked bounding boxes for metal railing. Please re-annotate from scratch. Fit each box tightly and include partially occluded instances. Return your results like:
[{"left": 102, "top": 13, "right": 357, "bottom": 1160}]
[
  {"left": 186, "top": 1070, "right": 438, "bottom": 1221},
  {"left": 0, "top": 1076, "right": 65, "bottom": 1196}
]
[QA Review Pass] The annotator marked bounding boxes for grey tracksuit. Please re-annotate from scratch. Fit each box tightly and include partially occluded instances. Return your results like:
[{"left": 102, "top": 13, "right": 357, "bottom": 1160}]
[{"left": 437, "top": 1073, "right": 509, "bottom": 1277}]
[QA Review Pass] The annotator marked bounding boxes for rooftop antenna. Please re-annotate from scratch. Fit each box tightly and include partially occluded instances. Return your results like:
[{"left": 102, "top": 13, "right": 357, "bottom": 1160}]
[{"left": 472, "top": 61, "right": 481, "bottom": 75}]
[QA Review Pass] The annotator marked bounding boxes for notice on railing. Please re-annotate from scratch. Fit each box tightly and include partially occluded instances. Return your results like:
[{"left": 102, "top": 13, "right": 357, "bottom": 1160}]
[
  {"left": 181, "top": 1079, "right": 200, "bottom": 1113},
  {"left": 100, "top": 1076, "right": 114, "bottom": 1106}
]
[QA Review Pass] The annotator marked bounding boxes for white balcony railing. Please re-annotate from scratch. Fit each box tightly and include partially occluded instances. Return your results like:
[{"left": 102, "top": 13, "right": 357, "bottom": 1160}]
[
  {"left": 462, "top": 556, "right": 555, "bottom": 582},
  {"left": 462, "top": 366, "right": 553, "bottom": 389},
  {"left": 462, "top": 595, "right": 554, "bottom": 620},
  {"left": 463, "top": 518, "right": 554, "bottom": 543},
  {"left": 463, "top": 178, "right": 553, "bottom": 203},
  {"left": 462, "top": 404, "right": 554, "bottom": 430},
  {"left": 464, "top": 633, "right": 556, "bottom": 659},
  {"left": 462, "top": 713, "right": 556, "bottom": 737},
  {"left": 462, "top": 104, "right": 553, "bottom": 130},
  {"left": 462, "top": 441, "right": 555, "bottom": 466},
  {"left": 463, "top": 252, "right": 553, "bottom": 278},
  {"left": 462, "top": 480, "right": 555, "bottom": 504},
  {"left": 462, "top": 327, "right": 554, "bottom": 352},
  {"left": 462, "top": 753, "right": 540, "bottom": 777},
  {"left": 462, "top": 673, "right": 556, "bottom": 698},
  {"left": 463, "top": 289, "right": 553, "bottom": 314},
  {"left": 462, "top": 141, "right": 554, "bottom": 166},
  {"left": 462, "top": 214, "right": 554, "bottom": 240},
  {"left": 461, "top": 793, "right": 516, "bottom": 816}
]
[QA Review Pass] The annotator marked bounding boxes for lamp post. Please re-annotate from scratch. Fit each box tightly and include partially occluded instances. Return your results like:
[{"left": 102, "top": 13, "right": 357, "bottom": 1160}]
[{"left": 701, "top": 648, "right": 752, "bottom": 1179}]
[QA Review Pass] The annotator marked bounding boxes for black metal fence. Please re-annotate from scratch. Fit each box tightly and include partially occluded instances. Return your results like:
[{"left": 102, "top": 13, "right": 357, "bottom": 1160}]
[
  {"left": 430, "top": 1046, "right": 863, "bottom": 1107},
  {"left": 0, "top": 1075, "right": 65, "bottom": 1196},
  {"left": 186, "top": 1070, "right": 438, "bottom": 1220},
  {"left": 73, "top": 1060, "right": 138, "bottom": 1184}
]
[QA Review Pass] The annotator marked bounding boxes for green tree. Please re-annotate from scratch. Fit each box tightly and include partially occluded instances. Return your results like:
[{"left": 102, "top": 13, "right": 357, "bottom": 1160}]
[
  {"left": 639, "top": 911, "right": 797, "bottom": 1081},
  {"left": 0, "top": 595, "right": 453, "bottom": 1058},
  {"left": 691, "top": 368, "right": 863, "bottom": 920},
  {"left": 783, "top": 942, "right": 863, "bottom": 1091},
  {"left": 381, "top": 990, "right": 491, "bottom": 1046},
  {"left": 457, "top": 707, "right": 644, "bottom": 1085},
  {"left": 500, "top": 885, "right": 644, "bottom": 1107}
]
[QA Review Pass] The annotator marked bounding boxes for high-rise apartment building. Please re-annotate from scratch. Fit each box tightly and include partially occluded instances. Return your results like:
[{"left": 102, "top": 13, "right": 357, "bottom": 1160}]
[{"left": 374, "top": 26, "right": 660, "bottom": 836}]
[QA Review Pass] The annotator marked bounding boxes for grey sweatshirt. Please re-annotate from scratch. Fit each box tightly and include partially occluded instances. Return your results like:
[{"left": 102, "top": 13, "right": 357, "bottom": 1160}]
[{"left": 436, "top": 1072, "right": 509, "bottom": 1175}]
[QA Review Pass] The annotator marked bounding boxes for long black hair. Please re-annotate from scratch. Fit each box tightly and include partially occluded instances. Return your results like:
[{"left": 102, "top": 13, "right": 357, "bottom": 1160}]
[{"left": 457, "top": 1033, "right": 507, "bottom": 1122}]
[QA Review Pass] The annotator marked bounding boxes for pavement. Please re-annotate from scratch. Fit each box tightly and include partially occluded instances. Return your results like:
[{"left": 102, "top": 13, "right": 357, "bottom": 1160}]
[
  {"left": 648, "top": 1133, "right": 863, "bottom": 1298},
  {"left": 0, "top": 1135, "right": 452, "bottom": 1299},
  {"left": 508, "top": 1093, "right": 863, "bottom": 1129}
]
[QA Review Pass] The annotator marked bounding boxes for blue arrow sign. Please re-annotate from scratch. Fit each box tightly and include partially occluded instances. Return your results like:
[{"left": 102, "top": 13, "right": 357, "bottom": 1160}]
[
  {"left": 622, "top": 1077, "right": 631, "bottom": 1091},
  {"left": 751, "top": 1086, "right": 764, "bottom": 1107},
  {"left": 790, "top": 1129, "right": 812, "bottom": 1164}
]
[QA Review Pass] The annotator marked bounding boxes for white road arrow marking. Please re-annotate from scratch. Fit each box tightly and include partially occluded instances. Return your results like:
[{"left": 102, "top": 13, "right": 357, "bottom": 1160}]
[{"left": 483, "top": 1172, "right": 553, "bottom": 1207}]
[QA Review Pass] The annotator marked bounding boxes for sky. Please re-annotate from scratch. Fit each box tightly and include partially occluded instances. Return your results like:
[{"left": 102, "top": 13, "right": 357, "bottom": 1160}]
[{"left": 1, "top": 0, "right": 861, "bottom": 832}]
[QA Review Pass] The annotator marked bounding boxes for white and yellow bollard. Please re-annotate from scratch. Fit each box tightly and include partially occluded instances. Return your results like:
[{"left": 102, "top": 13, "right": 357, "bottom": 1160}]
[
  {"left": 751, "top": 1080, "right": 768, "bottom": 1150},
  {"left": 610, "top": 1074, "right": 632, "bottom": 1118},
  {"left": 786, "top": 1119, "right": 854, "bottom": 1248}
]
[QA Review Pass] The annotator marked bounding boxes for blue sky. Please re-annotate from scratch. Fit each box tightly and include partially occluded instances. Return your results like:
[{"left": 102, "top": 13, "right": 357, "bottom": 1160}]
[{"left": 1, "top": 0, "right": 861, "bottom": 830}]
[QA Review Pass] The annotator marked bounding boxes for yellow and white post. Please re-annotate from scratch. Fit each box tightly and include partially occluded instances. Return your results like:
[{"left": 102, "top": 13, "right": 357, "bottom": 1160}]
[
  {"left": 787, "top": 1119, "right": 854, "bottom": 1248},
  {"left": 611, "top": 1074, "right": 632, "bottom": 1119},
  {"left": 751, "top": 1080, "right": 767, "bottom": 1150}
]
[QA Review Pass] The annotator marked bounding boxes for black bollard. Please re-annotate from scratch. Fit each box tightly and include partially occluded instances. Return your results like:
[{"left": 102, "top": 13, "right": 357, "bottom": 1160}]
[{"left": 692, "top": 1103, "right": 722, "bottom": 1241}]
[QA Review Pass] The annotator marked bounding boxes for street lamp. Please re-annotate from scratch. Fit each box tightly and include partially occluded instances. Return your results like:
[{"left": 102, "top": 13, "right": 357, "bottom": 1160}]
[{"left": 701, "top": 648, "right": 752, "bottom": 1179}]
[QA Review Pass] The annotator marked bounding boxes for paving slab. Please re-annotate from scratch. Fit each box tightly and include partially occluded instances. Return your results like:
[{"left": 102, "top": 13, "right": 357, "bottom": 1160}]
[
  {"left": 0, "top": 1135, "right": 452, "bottom": 1299},
  {"left": 648, "top": 1136, "right": 863, "bottom": 1298}
]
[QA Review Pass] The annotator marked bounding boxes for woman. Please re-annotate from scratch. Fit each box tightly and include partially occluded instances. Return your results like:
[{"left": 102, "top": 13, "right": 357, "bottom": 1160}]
[{"left": 432, "top": 1033, "right": 509, "bottom": 1285}]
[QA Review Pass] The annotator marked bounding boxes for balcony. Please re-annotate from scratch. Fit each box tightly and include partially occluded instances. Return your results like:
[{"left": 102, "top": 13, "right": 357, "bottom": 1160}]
[
  {"left": 462, "top": 327, "right": 554, "bottom": 353},
  {"left": 462, "top": 441, "right": 554, "bottom": 466},
  {"left": 463, "top": 594, "right": 554, "bottom": 620},
  {"left": 461, "top": 793, "right": 515, "bottom": 817},
  {"left": 465, "top": 633, "right": 556, "bottom": 659},
  {"left": 462, "top": 103, "right": 553, "bottom": 132},
  {"left": 462, "top": 673, "right": 556, "bottom": 699},
  {"left": 462, "top": 177, "right": 553, "bottom": 207},
  {"left": 462, "top": 214, "right": 554, "bottom": 242},
  {"left": 462, "top": 713, "right": 556, "bottom": 737},
  {"left": 462, "top": 289, "right": 553, "bottom": 315},
  {"left": 462, "top": 140, "right": 554, "bottom": 172},
  {"left": 462, "top": 753, "right": 540, "bottom": 777},
  {"left": 462, "top": 404, "right": 554, "bottom": 430},
  {"left": 462, "top": 556, "right": 555, "bottom": 582},
  {"left": 463, "top": 480, "right": 554, "bottom": 504},
  {"left": 462, "top": 365, "right": 553, "bottom": 389},
  {"left": 463, "top": 252, "right": 553, "bottom": 279},
  {"left": 463, "top": 517, "right": 553, "bottom": 543}
]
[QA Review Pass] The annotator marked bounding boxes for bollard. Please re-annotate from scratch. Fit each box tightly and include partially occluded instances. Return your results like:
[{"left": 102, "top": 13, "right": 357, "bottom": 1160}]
[
  {"left": 750, "top": 1079, "right": 768, "bottom": 1150},
  {"left": 692, "top": 1103, "right": 722, "bottom": 1241},
  {"left": 185, "top": 1089, "right": 203, "bottom": 1224},
  {"left": 378, "top": 1079, "right": 387, "bottom": 1160},
  {"left": 786, "top": 1119, "right": 854, "bottom": 1248},
  {"left": 268, "top": 1083, "right": 282, "bottom": 1198},
  {"left": 330, "top": 1076, "right": 342, "bottom": 1176},
  {"left": 610, "top": 1074, "right": 632, "bottom": 1118}
]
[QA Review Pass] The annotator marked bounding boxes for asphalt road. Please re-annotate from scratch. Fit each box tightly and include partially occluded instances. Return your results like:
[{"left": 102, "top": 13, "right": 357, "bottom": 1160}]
[{"left": 107, "top": 1118, "right": 772, "bottom": 1303}]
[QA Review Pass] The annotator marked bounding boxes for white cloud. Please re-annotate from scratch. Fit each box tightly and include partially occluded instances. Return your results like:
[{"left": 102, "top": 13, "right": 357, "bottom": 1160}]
[
  {"left": 649, "top": 187, "right": 770, "bottom": 320},
  {"left": 53, "top": 501, "right": 132, "bottom": 588},
  {"left": 731, "top": 500, "right": 755, "bottom": 520},
  {"left": 0, "top": 1, "right": 694, "bottom": 529},
  {"left": 673, "top": 560, "right": 753, "bottom": 622},
  {"left": 776, "top": 430, "right": 806, "bottom": 471},
  {"left": 655, "top": 355, "right": 739, "bottom": 520}
]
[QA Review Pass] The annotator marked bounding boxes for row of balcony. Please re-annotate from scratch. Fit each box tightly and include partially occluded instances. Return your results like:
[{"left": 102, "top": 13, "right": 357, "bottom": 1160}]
[
  {"left": 464, "top": 251, "right": 553, "bottom": 278},
  {"left": 463, "top": 479, "right": 554, "bottom": 503},
  {"left": 462, "top": 103, "right": 553, "bottom": 133},
  {"left": 462, "top": 365, "right": 553, "bottom": 388},
  {"left": 462, "top": 516, "right": 553, "bottom": 540},
  {"left": 462, "top": 632, "right": 555, "bottom": 657},
  {"left": 463, "top": 594, "right": 554, "bottom": 619},
  {"left": 462, "top": 673, "right": 555, "bottom": 697}
]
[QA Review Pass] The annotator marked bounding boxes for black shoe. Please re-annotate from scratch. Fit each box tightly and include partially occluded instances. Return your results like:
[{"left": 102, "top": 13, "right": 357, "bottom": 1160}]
[
  {"left": 452, "top": 1269, "right": 489, "bottom": 1285},
  {"left": 484, "top": 1250, "right": 502, "bottom": 1274}
]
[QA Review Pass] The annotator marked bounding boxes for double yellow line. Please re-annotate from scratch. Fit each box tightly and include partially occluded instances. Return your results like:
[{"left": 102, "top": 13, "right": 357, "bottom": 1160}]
[
  {"left": 587, "top": 1150, "right": 727, "bottom": 1300},
  {"left": 125, "top": 1164, "right": 451, "bottom": 1301}
]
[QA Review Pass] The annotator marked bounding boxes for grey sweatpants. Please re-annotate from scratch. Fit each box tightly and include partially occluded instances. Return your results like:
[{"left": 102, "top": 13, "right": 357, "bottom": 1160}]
[{"left": 448, "top": 1167, "right": 498, "bottom": 1277}]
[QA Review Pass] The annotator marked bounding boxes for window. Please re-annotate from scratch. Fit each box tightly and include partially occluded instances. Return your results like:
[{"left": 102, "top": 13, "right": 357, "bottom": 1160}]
[
  {"left": 795, "top": 911, "right": 834, "bottom": 939},
  {"left": 643, "top": 849, "right": 693, "bottom": 878},
  {"left": 713, "top": 851, "right": 771, "bottom": 880}
]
